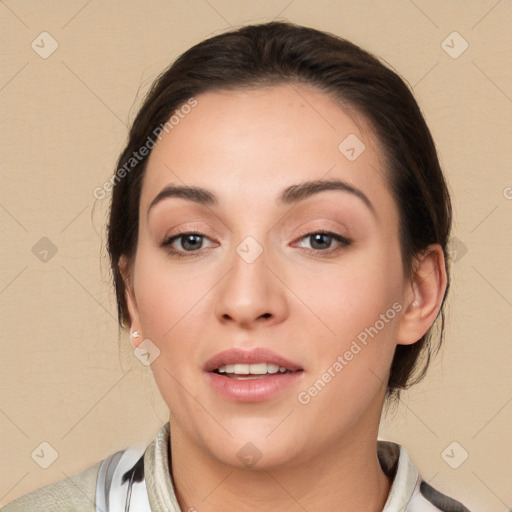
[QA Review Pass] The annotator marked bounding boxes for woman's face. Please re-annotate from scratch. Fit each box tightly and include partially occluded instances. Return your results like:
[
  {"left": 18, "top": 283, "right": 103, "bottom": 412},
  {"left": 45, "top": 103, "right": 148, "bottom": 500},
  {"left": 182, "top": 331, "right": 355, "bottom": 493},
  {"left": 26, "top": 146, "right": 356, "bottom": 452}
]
[{"left": 126, "top": 84, "right": 413, "bottom": 469}]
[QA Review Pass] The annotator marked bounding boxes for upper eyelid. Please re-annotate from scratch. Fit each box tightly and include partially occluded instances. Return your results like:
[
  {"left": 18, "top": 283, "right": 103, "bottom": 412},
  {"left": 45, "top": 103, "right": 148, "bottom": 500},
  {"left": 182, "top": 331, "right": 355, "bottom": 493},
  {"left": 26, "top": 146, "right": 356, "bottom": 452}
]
[
  {"left": 163, "top": 217, "right": 349, "bottom": 238},
  {"left": 164, "top": 226, "right": 348, "bottom": 239},
  {"left": 293, "top": 224, "right": 348, "bottom": 238}
]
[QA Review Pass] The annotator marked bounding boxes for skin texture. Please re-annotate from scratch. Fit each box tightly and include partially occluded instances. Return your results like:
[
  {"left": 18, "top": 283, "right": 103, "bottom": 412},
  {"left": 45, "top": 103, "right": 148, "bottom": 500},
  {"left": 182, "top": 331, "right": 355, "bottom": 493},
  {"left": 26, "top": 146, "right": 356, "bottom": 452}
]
[{"left": 119, "top": 83, "right": 447, "bottom": 511}]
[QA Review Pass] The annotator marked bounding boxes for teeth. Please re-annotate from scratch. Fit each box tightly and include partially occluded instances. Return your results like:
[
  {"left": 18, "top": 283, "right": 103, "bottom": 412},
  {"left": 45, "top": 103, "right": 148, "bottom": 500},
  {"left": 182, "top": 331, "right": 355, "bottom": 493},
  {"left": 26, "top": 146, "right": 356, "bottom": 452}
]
[
  {"left": 216, "top": 363, "right": 290, "bottom": 375},
  {"left": 249, "top": 363, "right": 266, "bottom": 374},
  {"left": 235, "top": 363, "right": 250, "bottom": 374}
]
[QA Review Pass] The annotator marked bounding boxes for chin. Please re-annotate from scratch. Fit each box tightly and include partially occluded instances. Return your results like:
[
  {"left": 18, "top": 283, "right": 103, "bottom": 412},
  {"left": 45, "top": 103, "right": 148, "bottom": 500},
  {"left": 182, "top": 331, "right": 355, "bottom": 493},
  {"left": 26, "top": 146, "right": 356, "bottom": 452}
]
[
  {"left": 197, "top": 421, "right": 308, "bottom": 471},
  {"left": 213, "top": 441, "right": 301, "bottom": 472}
]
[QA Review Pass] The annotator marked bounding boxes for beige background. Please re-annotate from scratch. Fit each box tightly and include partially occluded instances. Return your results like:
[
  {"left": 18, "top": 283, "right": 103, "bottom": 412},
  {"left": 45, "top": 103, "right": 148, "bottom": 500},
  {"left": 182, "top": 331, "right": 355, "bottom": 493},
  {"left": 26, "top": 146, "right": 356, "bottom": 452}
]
[{"left": 1, "top": 1, "right": 511, "bottom": 510}]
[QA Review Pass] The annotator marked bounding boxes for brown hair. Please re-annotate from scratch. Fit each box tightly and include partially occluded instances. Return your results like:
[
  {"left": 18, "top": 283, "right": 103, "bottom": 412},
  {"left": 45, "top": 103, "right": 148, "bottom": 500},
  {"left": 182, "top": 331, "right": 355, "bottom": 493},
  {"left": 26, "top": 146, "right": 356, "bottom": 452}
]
[{"left": 106, "top": 21, "right": 452, "bottom": 401}]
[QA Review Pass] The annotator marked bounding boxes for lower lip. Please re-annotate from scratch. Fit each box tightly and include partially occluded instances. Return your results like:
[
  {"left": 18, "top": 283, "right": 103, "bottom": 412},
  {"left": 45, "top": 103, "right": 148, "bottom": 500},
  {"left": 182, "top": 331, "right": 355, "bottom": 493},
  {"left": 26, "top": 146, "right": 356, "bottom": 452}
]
[{"left": 206, "top": 371, "right": 304, "bottom": 402}]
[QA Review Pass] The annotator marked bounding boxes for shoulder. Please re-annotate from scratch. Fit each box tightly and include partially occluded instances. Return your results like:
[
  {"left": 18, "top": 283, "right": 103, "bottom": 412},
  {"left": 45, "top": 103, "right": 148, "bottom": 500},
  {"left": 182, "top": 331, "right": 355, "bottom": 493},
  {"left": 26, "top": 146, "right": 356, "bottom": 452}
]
[
  {"left": 377, "top": 440, "right": 472, "bottom": 512},
  {"left": 2, "top": 429, "right": 160, "bottom": 512},
  {"left": 1, "top": 459, "right": 102, "bottom": 512}
]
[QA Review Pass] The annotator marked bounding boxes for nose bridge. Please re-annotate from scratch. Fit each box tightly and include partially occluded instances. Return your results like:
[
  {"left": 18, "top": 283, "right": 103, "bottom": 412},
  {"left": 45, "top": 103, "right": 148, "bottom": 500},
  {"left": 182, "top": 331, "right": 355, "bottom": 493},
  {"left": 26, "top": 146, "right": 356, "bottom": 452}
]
[{"left": 214, "top": 232, "right": 287, "bottom": 326}]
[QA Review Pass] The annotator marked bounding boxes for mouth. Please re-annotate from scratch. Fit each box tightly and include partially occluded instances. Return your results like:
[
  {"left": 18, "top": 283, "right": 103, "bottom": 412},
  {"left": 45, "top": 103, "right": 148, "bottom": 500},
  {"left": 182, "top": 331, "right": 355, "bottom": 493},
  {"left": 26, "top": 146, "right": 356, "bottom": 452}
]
[
  {"left": 204, "top": 347, "right": 303, "bottom": 375},
  {"left": 204, "top": 347, "right": 304, "bottom": 402}
]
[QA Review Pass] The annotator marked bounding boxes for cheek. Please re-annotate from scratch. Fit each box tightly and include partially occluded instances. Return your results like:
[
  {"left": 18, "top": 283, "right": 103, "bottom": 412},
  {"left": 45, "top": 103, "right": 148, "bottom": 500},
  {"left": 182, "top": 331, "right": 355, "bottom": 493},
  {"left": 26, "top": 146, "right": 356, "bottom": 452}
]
[
  {"left": 292, "top": 242, "right": 404, "bottom": 395},
  {"left": 132, "top": 249, "right": 224, "bottom": 404},
  {"left": 133, "top": 246, "right": 213, "bottom": 339},
  {"left": 292, "top": 241, "right": 403, "bottom": 341},
  {"left": 294, "top": 272, "right": 402, "bottom": 434},
  {"left": 132, "top": 252, "right": 209, "bottom": 409}
]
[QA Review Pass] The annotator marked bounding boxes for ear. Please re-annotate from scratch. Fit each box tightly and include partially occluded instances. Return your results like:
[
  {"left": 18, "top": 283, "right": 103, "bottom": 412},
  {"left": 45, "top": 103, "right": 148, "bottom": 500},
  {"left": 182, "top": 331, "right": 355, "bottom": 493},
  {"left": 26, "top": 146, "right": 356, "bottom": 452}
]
[
  {"left": 397, "top": 244, "right": 448, "bottom": 346},
  {"left": 118, "top": 255, "right": 143, "bottom": 347}
]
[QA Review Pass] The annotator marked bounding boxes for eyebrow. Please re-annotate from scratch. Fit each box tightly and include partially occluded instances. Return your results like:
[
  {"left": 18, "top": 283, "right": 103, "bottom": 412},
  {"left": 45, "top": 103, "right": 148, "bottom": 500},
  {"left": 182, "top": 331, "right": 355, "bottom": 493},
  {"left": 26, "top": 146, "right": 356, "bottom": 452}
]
[{"left": 147, "top": 178, "right": 375, "bottom": 216}]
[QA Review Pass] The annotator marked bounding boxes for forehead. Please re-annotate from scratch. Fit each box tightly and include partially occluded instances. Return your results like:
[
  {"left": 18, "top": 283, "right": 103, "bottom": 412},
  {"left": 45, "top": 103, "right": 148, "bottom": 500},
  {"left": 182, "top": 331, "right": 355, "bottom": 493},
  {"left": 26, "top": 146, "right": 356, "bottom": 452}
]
[{"left": 140, "top": 83, "right": 394, "bottom": 220}]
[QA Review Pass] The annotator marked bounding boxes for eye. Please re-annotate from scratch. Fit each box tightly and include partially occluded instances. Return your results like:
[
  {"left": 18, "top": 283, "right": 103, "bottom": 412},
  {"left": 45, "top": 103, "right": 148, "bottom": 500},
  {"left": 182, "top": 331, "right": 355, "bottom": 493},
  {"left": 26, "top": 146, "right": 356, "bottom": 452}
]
[
  {"left": 294, "top": 231, "right": 351, "bottom": 255},
  {"left": 161, "top": 230, "right": 351, "bottom": 259},
  {"left": 161, "top": 231, "right": 216, "bottom": 257}
]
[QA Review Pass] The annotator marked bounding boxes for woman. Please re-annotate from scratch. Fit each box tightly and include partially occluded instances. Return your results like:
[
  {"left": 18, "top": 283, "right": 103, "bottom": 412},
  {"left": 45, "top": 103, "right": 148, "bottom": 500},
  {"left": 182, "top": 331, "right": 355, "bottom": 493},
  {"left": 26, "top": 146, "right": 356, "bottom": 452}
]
[{"left": 3, "top": 21, "right": 471, "bottom": 511}]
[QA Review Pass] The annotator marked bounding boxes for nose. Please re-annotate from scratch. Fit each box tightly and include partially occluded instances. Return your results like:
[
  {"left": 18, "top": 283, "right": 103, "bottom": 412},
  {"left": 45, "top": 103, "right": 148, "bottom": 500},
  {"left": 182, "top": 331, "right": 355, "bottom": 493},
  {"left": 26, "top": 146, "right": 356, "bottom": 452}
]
[{"left": 214, "top": 241, "right": 289, "bottom": 330}]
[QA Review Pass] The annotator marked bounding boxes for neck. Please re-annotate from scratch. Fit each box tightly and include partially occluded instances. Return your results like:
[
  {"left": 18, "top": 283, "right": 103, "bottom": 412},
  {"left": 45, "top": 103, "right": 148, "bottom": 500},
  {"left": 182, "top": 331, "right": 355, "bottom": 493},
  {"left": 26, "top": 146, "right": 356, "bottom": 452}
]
[{"left": 168, "top": 412, "right": 392, "bottom": 511}]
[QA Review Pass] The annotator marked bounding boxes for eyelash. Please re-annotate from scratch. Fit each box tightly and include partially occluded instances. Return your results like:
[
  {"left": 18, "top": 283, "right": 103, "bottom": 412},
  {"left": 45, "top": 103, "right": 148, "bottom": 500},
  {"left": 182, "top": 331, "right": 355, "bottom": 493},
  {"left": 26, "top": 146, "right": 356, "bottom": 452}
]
[{"left": 161, "top": 230, "right": 352, "bottom": 259}]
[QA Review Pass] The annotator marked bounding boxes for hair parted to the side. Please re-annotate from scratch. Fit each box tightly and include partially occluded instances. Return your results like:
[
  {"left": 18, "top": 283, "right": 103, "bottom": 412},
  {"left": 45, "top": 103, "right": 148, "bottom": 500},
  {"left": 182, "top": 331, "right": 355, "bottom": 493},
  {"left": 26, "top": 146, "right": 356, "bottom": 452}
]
[{"left": 106, "top": 21, "right": 452, "bottom": 402}]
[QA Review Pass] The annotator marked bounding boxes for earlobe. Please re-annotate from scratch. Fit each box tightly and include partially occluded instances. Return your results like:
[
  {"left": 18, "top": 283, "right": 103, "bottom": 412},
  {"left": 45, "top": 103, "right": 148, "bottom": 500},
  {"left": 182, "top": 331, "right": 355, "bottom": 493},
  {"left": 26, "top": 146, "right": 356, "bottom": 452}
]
[
  {"left": 118, "top": 255, "right": 143, "bottom": 345},
  {"left": 397, "top": 244, "right": 447, "bottom": 346}
]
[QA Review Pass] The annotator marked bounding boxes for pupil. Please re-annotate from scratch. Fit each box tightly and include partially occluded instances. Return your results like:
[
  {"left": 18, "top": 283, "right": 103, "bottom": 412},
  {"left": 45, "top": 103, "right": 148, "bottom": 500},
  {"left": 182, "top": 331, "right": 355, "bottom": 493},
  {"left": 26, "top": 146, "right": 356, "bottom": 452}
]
[
  {"left": 183, "top": 234, "right": 202, "bottom": 251},
  {"left": 311, "top": 233, "right": 331, "bottom": 250}
]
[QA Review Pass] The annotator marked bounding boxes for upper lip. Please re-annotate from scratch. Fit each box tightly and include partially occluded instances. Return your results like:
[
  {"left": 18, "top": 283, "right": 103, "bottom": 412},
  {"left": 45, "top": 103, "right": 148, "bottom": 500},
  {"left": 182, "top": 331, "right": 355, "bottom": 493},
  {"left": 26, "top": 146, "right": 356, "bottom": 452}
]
[{"left": 204, "top": 348, "right": 303, "bottom": 372}]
